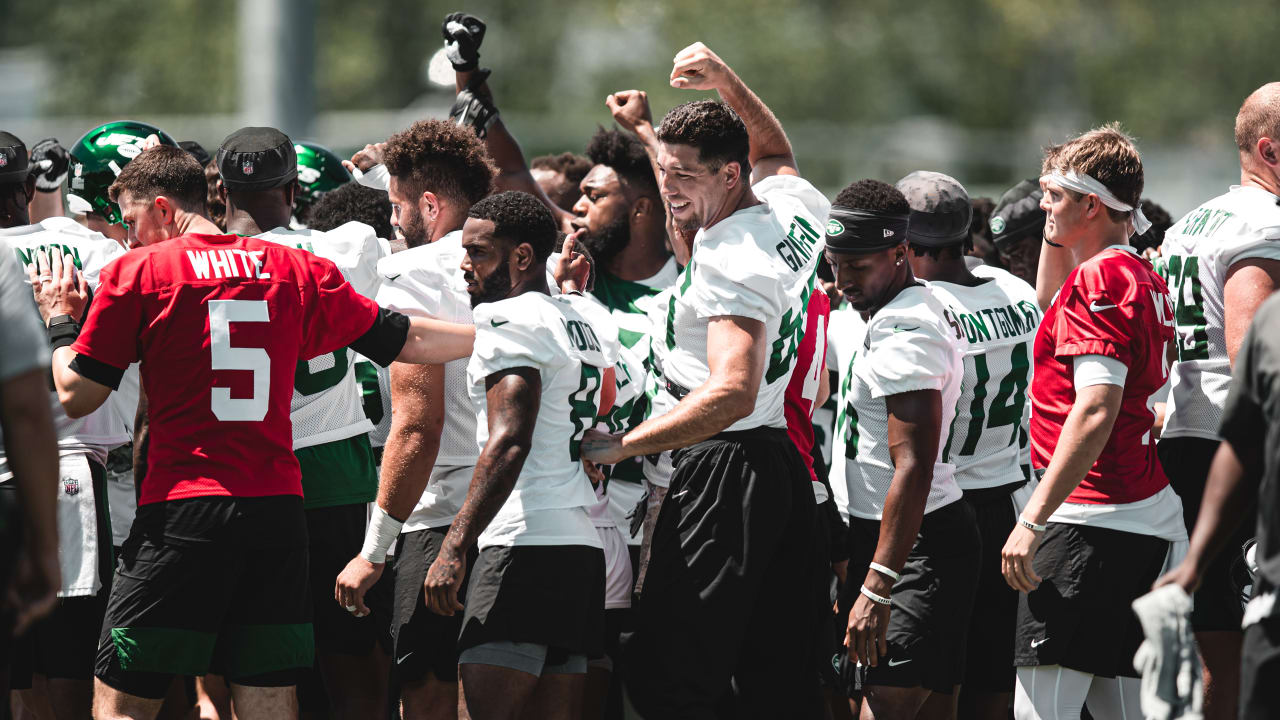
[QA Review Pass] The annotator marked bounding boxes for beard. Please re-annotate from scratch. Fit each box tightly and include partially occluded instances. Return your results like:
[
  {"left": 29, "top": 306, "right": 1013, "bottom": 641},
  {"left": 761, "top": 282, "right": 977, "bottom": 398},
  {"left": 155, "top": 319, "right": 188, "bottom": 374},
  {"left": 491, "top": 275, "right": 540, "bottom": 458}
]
[
  {"left": 398, "top": 209, "right": 429, "bottom": 248},
  {"left": 578, "top": 214, "right": 630, "bottom": 271},
  {"left": 466, "top": 257, "right": 514, "bottom": 308}
]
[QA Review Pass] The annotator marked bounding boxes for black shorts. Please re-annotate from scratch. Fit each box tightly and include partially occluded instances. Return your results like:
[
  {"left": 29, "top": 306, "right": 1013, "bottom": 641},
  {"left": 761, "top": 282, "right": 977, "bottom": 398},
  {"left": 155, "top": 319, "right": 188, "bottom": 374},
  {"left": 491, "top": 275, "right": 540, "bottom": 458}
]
[
  {"left": 459, "top": 544, "right": 605, "bottom": 659},
  {"left": 622, "top": 427, "right": 826, "bottom": 720},
  {"left": 1013, "top": 522, "right": 1167, "bottom": 678},
  {"left": 960, "top": 480, "right": 1024, "bottom": 693},
  {"left": 390, "top": 526, "right": 475, "bottom": 684},
  {"left": 95, "top": 495, "right": 313, "bottom": 699},
  {"left": 837, "top": 498, "right": 981, "bottom": 695},
  {"left": 1159, "top": 437, "right": 1250, "bottom": 632},
  {"left": 306, "top": 503, "right": 391, "bottom": 656}
]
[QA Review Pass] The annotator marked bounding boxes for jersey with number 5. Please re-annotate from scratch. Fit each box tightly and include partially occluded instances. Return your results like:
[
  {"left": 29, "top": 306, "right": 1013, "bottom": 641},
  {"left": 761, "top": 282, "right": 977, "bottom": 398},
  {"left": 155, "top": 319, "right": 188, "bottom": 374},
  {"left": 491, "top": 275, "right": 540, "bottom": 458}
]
[
  {"left": 467, "top": 292, "right": 621, "bottom": 521},
  {"left": 71, "top": 233, "right": 387, "bottom": 505},
  {"left": 1159, "top": 185, "right": 1280, "bottom": 440},
  {"left": 928, "top": 267, "right": 1040, "bottom": 490}
]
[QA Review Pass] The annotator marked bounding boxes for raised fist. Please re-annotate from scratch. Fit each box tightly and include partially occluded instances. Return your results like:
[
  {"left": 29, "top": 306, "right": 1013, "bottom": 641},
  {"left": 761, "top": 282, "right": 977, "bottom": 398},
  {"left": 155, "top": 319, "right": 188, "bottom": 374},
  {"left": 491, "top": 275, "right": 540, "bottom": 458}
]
[
  {"left": 606, "top": 90, "right": 653, "bottom": 134},
  {"left": 669, "top": 42, "right": 732, "bottom": 91},
  {"left": 442, "top": 12, "right": 487, "bottom": 72},
  {"left": 28, "top": 138, "right": 70, "bottom": 193}
]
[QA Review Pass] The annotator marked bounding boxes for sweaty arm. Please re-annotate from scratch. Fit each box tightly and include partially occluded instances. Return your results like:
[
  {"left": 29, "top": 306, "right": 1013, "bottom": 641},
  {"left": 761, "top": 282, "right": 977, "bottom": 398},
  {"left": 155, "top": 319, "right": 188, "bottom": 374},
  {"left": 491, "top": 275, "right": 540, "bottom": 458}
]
[
  {"left": 376, "top": 363, "right": 447, "bottom": 522},
  {"left": 718, "top": 77, "right": 797, "bottom": 182},
  {"left": 1224, "top": 257, "right": 1280, "bottom": 366},
  {"left": 615, "top": 315, "right": 766, "bottom": 458}
]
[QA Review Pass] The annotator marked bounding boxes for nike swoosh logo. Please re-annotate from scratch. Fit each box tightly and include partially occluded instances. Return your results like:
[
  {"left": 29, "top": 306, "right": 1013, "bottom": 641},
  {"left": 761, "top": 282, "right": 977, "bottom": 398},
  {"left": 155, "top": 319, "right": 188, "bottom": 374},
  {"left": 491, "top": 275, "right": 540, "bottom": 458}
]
[
  {"left": 397, "top": 652, "right": 414, "bottom": 664},
  {"left": 385, "top": 273, "right": 401, "bottom": 282},
  {"left": 1030, "top": 637, "right": 1050, "bottom": 648},
  {"left": 1089, "top": 301, "right": 1117, "bottom": 311},
  {"left": 670, "top": 489, "right": 690, "bottom": 499},
  {"left": 887, "top": 658, "right": 911, "bottom": 667},
  {"left": 491, "top": 319, "right": 509, "bottom": 327},
  {"left": 891, "top": 326, "right": 919, "bottom": 333}
]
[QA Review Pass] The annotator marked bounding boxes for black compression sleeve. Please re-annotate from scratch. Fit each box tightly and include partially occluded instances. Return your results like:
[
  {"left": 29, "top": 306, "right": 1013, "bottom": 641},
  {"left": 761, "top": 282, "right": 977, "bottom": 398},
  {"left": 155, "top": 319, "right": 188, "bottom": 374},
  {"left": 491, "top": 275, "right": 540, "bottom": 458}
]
[
  {"left": 349, "top": 307, "right": 410, "bottom": 367},
  {"left": 68, "top": 354, "right": 124, "bottom": 390}
]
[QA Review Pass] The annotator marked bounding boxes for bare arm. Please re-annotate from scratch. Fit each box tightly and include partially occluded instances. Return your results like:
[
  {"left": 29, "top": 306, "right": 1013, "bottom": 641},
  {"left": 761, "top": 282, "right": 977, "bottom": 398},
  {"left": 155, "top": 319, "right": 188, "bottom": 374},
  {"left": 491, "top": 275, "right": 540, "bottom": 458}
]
[
  {"left": 1035, "top": 241, "right": 1075, "bottom": 311},
  {"left": 815, "top": 360, "right": 832, "bottom": 410},
  {"left": 606, "top": 90, "right": 674, "bottom": 239},
  {"left": 669, "top": 43, "right": 797, "bottom": 181},
  {"left": 1224, "top": 258, "right": 1280, "bottom": 366},
  {"left": 49, "top": 346, "right": 112, "bottom": 419},
  {"left": 396, "top": 315, "right": 475, "bottom": 365},
  {"left": 376, "top": 363, "right": 446, "bottom": 520}
]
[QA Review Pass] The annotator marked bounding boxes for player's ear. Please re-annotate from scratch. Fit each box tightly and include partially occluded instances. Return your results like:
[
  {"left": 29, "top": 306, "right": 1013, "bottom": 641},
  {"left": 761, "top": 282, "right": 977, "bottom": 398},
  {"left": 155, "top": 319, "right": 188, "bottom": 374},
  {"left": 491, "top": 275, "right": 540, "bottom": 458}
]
[
  {"left": 420, "top": 190, "right": 440, "bottom": 222},
  {"left": 154, "top": 195, "right": 175, "bottom": 225},
  {"left": 633, "top": 195, "right": 654, "bottom": 221},
  {"left": 1259, "top": 137, "right": 1278, "bottom": 167},
  {"left": 722, "top": 160, "right": 741, "bottom": 191},
  {"left": 513, "top": 241, "right": 535, "bottom": 272}
]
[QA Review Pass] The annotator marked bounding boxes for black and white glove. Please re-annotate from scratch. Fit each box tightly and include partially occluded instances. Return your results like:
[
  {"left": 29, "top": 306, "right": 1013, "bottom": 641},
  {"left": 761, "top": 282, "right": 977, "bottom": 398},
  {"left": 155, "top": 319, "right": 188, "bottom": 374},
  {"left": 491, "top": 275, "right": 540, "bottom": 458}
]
[
  {"left": 442, "top": 12, "right": 486, "bottom": 72},
  {"left": 29, "top": 138, "right": 70, "bottom": 193},
  {"left": 449, "top": 69, "right": 499, "bottom": 138}
]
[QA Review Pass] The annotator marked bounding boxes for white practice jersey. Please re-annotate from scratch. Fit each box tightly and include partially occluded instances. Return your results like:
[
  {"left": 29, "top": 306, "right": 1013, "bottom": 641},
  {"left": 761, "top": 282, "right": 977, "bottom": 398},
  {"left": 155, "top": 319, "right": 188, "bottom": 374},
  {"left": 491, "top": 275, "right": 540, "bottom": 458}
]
[
  {"left": 0, "top": 217, "right": 131, "bottom": 478},
  {"left": 658, "top": 175, "right": 830, "bottom": 432},
  {"left": 642, "top": 288, "right": 677, "bottom": 489},
  {"left": 258, "top": 222, "right": 383, "bottom": 449},
  {"left": 376, "top": 230, "right": 478, "bottom": 529},
  {"left": 352, "top": 355, "right": 392, "bottom": 448},
  {"left": 928, "top": 267, "right": 1040, "bottom": 490},
  {"left": 824, "top": 303, "right": 867, "bottom": 517},
  {"left": 1160, "top": 185, "right": 1280, "bottom": 440},
  {"left": 468, "top": 292, "right": 621, "bottom": 548},
  {"left": 841, "top": 284, "right": 966, "bottom": 520}
]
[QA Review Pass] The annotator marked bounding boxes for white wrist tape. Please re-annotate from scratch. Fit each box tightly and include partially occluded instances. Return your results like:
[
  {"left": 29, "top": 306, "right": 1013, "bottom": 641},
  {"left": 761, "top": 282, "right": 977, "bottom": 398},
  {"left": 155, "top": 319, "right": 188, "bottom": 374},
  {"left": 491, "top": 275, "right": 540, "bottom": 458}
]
[
  {"left": 860, "top": 585, "right": 892, "bottom": 606},
  {"left": 354, "top": 164, "right": 390, "bottom": 192},
  {"left": 360, "top": 505, "right": 403, "bottom": 563},
  {"left": 869, "top": 562, "right": 901, "bottom": 583}
]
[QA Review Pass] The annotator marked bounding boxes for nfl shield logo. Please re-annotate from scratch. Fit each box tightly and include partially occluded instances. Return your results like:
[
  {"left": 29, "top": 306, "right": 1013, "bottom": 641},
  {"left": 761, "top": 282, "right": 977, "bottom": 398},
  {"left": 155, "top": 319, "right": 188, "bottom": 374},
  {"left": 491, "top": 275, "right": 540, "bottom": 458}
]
[
  {"left": 242, "top": 160, "right": 254, "bottom": 175},
  {"left": 0, "top": 154, "right": 8, "bottom": 167},
  {"left": 63, "top": 477, "right": 80, "bottom": 496}
]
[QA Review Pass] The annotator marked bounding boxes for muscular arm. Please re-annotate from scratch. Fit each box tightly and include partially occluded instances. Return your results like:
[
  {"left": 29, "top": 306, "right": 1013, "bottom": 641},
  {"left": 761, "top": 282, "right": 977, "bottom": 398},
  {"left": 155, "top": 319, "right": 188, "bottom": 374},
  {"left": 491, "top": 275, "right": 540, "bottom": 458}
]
[
  {"left": 375, "top": 363, "right": 446, "bottom": 521},
  {"left": 611, "top": 315, "right": 765, "bottom": 458},
  {"left": 717, "top": 76, "right": 797, "bottom": 182},
  {"left": 1224, "top": 258, "right": 1280, "bottom": 366},
  {"left": 397, "top": 315, "right": 475, "bottom": 365}
]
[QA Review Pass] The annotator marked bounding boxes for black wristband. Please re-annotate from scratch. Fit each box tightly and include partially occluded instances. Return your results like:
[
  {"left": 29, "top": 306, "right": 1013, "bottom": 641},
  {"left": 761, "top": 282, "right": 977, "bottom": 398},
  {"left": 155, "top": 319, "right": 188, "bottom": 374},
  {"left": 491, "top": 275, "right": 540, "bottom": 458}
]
[{"left": 47, "top": 319, "right": 80, "bottom": 351}]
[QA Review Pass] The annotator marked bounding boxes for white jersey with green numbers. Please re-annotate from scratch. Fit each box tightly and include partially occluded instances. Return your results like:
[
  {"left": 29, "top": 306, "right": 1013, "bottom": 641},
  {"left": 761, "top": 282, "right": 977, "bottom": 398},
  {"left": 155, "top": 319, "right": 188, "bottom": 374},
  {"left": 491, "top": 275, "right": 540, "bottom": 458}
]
[
  {"left": 659, "top": 174, "right": 830, "bottom": 433},
  {"left": 927, "top": 267, "right": 1040, "bottom": 490},
  {"left": 257, "top": 222, "right": 384, "bottom": 449},
  {"left": 825, "top": 304, "right": 867, "bottom": 517},
  {"left": 1160, "top": 185, "right": 1280, "bottom": 440}
]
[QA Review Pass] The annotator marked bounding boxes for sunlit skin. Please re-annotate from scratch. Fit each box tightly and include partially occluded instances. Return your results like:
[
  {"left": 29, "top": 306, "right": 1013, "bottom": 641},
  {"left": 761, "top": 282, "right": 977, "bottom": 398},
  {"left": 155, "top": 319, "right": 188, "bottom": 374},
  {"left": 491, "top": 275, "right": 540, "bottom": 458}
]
[
  {"left": 387, "top": 175, "right": 429, "bottom": 248},
  {"left": 116, "top": 190, "right": 174, "bottom": 249},
  {"left": 654, "top": 142, "right": 753, "bottom": 235},
  {"left": 84, "top": 211, "right": 130, "bottom": 248},
  {"left": 1038, "top": 180, "right": 1095, "bottom": 250},
  {"left": 459, "top": 216, "right": 545, "bottom": 308},
  {"left": 570, "top": 165, "right": 630, "bottom": 235},
  {"left": 824, "top": 242, "right": 911, "bottom": 316}
]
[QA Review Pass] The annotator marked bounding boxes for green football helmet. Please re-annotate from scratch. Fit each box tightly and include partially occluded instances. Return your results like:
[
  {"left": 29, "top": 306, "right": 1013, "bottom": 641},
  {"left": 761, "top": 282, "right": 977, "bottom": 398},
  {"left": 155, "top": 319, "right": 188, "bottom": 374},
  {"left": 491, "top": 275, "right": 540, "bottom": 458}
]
[
  {"left": 68, "top": 120, "right": 177, "bottom": 225},
  {"left": 293, "top": 141, "right": 352, "bottom": 221}
]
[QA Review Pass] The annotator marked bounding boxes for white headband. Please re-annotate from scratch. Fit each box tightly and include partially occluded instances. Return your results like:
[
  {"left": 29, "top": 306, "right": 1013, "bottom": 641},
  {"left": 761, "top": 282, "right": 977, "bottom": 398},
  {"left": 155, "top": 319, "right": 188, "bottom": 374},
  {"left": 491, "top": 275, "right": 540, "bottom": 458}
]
[{"left": 1040, "top": 169, "right": 1151, "bottom": 237}]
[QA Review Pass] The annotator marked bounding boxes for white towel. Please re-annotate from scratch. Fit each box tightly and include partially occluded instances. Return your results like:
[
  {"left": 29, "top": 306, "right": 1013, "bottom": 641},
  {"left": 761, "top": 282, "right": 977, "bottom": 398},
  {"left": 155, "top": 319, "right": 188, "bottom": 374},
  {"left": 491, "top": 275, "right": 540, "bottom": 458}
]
[{"left": 1132, "top": 584, "right": 1203, "bottom": 720}]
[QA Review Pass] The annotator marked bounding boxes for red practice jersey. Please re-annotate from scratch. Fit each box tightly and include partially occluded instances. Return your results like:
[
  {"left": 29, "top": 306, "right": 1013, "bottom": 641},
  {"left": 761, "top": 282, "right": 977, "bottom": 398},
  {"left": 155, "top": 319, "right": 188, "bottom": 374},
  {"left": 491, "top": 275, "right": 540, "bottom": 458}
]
[
  {"left": 1030, "top": 246, "right": 1175, "bottom": 504},
  {"left": 784, "top": 289, "right": 831, "bottom": 486},
  {"left": 72, "top": 234, "right": 382, "bottom": 505}
]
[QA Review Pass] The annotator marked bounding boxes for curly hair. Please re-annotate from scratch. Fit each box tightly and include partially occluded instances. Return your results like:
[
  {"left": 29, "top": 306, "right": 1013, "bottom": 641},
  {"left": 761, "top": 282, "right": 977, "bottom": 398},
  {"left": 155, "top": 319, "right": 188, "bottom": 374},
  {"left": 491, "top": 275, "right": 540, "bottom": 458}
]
[
  {"left": 585, "top": 128, "right": 658, "bottom": 196},
  {"left": 833, "top": 179, "right": 910, "bottom": 215},
  {"left": 655, "top": 100, "right": 749, "bottom": 173},
  {"left": 305, "top": 181, "right": 393, "bottom": 240},
  {"left": 383, "top": 119, "right": 496, "bottom": 207},
  {"left": 532, "top": 152, "right": 593, "bottom": 186},
  {"left": 468, "top": 191, "right": 558, "bottom": 261},
  {"left": 1131, "top": 198, "right": 1173, "bottom": 254},
  {"left": 108, "top": 145, "right": 207, "bottom": 214}
]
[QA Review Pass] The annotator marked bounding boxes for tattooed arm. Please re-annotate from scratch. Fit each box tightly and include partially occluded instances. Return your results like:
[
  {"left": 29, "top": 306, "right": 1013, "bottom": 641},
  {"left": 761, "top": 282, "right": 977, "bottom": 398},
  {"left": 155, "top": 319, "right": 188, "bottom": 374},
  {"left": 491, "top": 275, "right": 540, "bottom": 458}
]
[{"left": 422, "top": 367, "right": 541, "bottom": 615}]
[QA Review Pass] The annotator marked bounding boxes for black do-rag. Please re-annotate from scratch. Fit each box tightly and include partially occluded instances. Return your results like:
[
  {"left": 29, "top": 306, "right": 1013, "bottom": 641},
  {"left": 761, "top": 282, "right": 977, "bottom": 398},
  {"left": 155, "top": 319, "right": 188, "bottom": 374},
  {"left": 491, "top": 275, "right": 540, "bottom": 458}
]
[
  {"left": 0, "top": 131, "right": 30, "bottom": 183},
  {"left": 825, "top": 206, "right": 909, "bottom": 254}
]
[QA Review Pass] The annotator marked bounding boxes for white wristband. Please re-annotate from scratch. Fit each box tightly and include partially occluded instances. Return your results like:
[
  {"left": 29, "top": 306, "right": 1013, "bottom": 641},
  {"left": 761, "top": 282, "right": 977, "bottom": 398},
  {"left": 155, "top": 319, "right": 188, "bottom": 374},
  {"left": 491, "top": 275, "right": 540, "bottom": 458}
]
[
  {"left": 1019, "top": 516, "right": 1047, "bottom": 533},
  {"left": 360, "top": 505, "right": 403, "bottom": 564},
  {"left": 869, "top": 562, "right": 901, "bottom": 583},
  {"left": 354, "top": 163, "right": 390, "bottom": 192},
  {"left": 860, "top": 585, "right": 892, "bottom": 606}
]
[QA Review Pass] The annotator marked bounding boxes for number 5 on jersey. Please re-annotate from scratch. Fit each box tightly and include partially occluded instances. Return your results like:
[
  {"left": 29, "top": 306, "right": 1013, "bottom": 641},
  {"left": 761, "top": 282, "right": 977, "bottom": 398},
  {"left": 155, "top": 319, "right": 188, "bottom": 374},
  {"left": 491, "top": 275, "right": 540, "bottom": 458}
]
[{"left": 208, "top": 299, "right": 271, "bottom": 421}]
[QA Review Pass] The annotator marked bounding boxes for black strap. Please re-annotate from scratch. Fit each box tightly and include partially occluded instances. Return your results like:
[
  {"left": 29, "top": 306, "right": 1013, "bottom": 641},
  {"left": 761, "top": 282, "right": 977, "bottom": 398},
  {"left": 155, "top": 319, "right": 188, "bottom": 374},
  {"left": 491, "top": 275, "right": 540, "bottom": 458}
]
[
  {"left": 69, "top": 353, "right": 124, "bottom": 390},
  {"left": 349, "top": 308, "right": 409, "bottom": 368}
]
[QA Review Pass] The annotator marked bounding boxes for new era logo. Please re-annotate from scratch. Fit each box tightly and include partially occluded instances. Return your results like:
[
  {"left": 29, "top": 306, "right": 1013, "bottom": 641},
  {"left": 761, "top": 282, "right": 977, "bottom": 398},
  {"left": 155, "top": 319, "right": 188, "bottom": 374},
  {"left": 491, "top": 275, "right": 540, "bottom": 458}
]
[{"left": 883, "top": 229, "right": 894, "bottom": 237}]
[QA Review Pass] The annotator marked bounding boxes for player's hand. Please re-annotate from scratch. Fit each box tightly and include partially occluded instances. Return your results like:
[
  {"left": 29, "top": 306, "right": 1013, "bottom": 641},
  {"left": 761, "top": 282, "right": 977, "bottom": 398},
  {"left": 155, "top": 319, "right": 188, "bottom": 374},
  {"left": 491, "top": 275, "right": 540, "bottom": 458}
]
[
  {"left": 442, "top": 12, "right": 487, "bottom": 72},
  {"left": 670, "top": 42, "right": 733, "bottom": 91},
  {"left": 606, "top": 90, "right": 653, "bottom": 134},
  {"left": 583, "top": 459, "right": 606, "bottom": 489},
  {"left": 580, "top": 429, "right": 628, "bottom": 465},
  {"left": 553, "top": 231, "right": 591, "bottom": 293},
  {"left": 334, "top": 556, "right": 383, "bottom": 618},
  {"left": 423, "top": 547, "right": 467, "bottom": 616},
  {"left": 1001, "top": 523, "right": 1044, "bottom": 592},
  {"left": 28, "top": 138, "right": 70, "bottom": 193},
  {"left": 346, "top": 143, "right": 386, "bottom": 173},
  {"left": 30, "top": 250, "right": 89, "bottom": 324},
  {"left": 1153, "top": 559, "right": 1202, "bottom": 595},
  {"left": 8, "top": 535, "right": 59, "bottom": 636},
  {"left": 845, "top": 588, "right": 890, "bottom": 668}
]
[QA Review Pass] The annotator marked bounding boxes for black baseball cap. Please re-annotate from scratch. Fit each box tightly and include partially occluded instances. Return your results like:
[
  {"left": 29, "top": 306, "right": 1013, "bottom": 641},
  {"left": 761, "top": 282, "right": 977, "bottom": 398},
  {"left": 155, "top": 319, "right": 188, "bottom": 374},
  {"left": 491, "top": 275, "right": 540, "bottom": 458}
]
[
  {"left": 217, "top": 127, "right": 297, "bottom": 191},
  {"left": 990, "top": 179, "right": 1046, "bottom": 251},
  {"left": 0, "top": 132, "right": 31, "bottom": 183},
  {"left": 179, "top": 140, "right": 212, "bottom": 168},
  {"left": 895, "top": 171, "right": 972, "bottom": 247}
]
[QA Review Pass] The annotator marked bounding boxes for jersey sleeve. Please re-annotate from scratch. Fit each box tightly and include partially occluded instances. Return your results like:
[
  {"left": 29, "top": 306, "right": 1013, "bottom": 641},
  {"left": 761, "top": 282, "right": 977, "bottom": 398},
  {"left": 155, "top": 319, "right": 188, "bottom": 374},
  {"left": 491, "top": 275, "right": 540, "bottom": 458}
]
[
  {"left": 470, "top": 303, "right": 554, "bottom": 378},
  {"left": 71, "top": 256, "right": 143, "bottom": 374},
  {"left": 752, "top": 174, "right": 833, "bottom": 228},
  {"left": 375, "top": 251, "right": 446, "bottom": 318},
  {"left": 862, "top": 313, "right": 955, "bottom": 399},
  {"left": 329, "top": 222, "right": 386, "bottom": 299},
  {"left": 686, "top": 251, "right": 785, "bottom": 323},
  {"left": 299, "top": 253, "right": 381, "bottom": 359},
  {"left": 1049, "top": 270, "right": 1140, "bottom": 366}
]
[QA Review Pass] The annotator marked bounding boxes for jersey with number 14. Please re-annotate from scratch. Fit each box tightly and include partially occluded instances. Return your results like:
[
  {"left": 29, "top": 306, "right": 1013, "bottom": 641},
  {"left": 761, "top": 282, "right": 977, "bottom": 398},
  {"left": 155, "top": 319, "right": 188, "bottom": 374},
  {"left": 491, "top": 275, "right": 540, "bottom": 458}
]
[
  {"left": 659, "top": 174, "right": 830, "bottom": 432},
  {"left": 928, "top": 267, "right": 1040, "bottom": 490},
  {"left": 71, "top": 233, "right": 383, "bottom": 505},
  {"left": 1159, "top": 185, "right": 1280, "bottom": 440}
]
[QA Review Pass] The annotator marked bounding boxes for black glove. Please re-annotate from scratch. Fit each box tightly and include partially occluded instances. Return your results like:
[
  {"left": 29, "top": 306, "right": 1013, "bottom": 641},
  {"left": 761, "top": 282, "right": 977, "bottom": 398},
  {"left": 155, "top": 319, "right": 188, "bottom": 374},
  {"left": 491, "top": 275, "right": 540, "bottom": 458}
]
[
  {"left": 627, "top": 487, "right": 647, "bottom": 539},
  {"left": 441, "top": 12, "right": 486, "bottom": 72},
  {"left": 29, "top": 138, "right": 70, "bottom": 193},
  {"left": 449, "top": 69, "right": 499, "bottom": 138}
]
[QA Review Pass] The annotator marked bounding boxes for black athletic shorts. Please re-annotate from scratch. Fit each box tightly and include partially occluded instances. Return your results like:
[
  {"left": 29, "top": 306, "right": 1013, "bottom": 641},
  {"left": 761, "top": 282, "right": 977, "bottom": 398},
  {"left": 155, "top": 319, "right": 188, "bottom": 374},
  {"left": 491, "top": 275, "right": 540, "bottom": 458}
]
[
  {"left": 1241, "top": 579, "right": 1280, "bottom": 720},
  {"left": 960, "top": 480, "right": 1024, "bottom": 693},
  {"left": 622, "top": 427, "right": 826, "bottom": 720},
  {"left": 95, "top": 495, "right": 313, "bottom": 699},
  {"left": 1013, "top": 522, "right": 1167, "bottom": 678},
  {"left": 12, "top": 458, "right": 112, "bottom": 687},
  {"left": 837, "top": 498, "right": 981, "bottom": 696},
  {"left": 390, "top": 526, "right": 475, "bottom": 684},
  {"left": 459, "top": 544, "right": 605, "bottom": 659},
  {"left": 306, "top": 502, "right": 391, "bottom": 656},
  {"left": 1159, "top": 437, "right": 1249, "bottom": 632}
]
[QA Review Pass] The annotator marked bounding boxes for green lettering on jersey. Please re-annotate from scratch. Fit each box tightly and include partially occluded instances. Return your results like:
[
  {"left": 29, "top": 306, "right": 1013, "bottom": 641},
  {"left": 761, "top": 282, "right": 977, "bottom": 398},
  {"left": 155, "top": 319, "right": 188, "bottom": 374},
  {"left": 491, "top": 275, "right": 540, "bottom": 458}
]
[
  {"left": 1164, "top": 254, "right": 1209, "bottom": 361},
  {"left": 765, "top": 269, "right": 815, "bottom": 384},
  {"left": 568, "top": 365, "right": 603, "bottom": 461},
  {"left": 14, "top": 244, "right": 84, "bottom": 270},
  {"left": 295, "top": 349, "right": 351, "bottom": 396}
]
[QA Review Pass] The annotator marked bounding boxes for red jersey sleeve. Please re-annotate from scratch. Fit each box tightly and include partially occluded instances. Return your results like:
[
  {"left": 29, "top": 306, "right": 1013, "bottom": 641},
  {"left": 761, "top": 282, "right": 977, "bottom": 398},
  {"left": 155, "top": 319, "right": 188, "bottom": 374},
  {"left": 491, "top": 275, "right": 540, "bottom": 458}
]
[
  {"left": 71, "top": 256, "right": 143, "bottom": 371},
  {"left": 1050, "top": 265, "right": 1138, "bottom": 367},
  {"left": 298, "top": 252, "right": 380, "bottom": 359}
]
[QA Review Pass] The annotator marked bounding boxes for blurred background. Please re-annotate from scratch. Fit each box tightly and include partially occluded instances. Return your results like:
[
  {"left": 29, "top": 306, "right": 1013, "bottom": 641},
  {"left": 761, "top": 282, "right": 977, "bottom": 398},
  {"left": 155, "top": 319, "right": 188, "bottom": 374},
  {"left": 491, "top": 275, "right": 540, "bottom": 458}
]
[{"left": 0, "top": 0, "right": 1272, "bottom": 214}]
